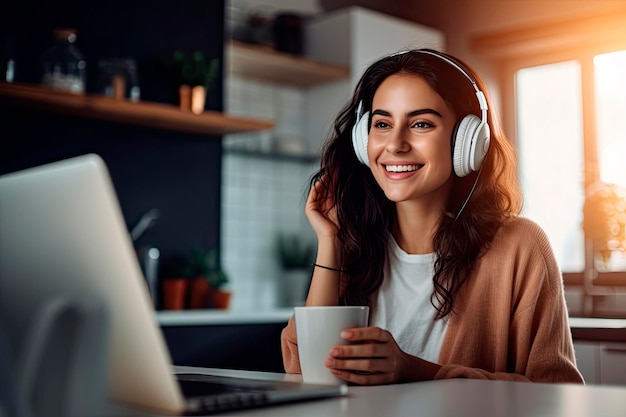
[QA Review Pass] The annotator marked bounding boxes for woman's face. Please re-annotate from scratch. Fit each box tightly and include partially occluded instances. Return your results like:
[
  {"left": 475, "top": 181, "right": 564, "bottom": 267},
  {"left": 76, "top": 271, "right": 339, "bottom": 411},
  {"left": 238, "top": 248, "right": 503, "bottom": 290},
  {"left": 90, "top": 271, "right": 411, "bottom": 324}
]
[{"left": 367, "top": 73, "right": 456, "bottom": 205}]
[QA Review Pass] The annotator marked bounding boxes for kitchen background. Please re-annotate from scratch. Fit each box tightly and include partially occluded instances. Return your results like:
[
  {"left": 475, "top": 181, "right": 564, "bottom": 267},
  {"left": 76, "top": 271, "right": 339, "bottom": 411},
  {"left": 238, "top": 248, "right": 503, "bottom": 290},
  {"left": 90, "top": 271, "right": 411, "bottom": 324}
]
[
  {"left": 2, "top": 0, "right": 626, "bottom": 381},
  {"left": 222, "top": 0, "right": 626, "bottom": 316},
  {"left": 2, "top": 0, "right": 626, "bottom": 316}
]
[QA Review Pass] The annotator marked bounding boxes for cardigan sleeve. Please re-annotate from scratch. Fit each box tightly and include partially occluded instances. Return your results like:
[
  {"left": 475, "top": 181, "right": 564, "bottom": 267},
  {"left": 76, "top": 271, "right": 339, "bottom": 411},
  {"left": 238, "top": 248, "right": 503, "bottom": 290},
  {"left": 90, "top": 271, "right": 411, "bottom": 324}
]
[
  {"left": 281, "top": 315, "right": 301, "bottom": 373},
  {"left": 433, "top": 294, "right": 584, "bottom": 383},
  {"left": 435, "top": 218, "right": 584, "bottom": 384}
]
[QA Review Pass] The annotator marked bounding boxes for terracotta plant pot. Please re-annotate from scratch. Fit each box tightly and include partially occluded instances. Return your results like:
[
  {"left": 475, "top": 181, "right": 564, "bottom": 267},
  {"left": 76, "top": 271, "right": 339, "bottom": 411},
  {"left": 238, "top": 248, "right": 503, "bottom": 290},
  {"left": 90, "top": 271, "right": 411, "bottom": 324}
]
[
  {"left": 162, "top": 278, "right": 189, "bottom": 310},
  {"left": 188, "top": 277, "right": 211, "bottom": 309},
  {"left": 178, "top": 85, "right": 206, "bottom": 114},
  {"left": 209, "top": 289, "right": 231, "bottom": 309}
]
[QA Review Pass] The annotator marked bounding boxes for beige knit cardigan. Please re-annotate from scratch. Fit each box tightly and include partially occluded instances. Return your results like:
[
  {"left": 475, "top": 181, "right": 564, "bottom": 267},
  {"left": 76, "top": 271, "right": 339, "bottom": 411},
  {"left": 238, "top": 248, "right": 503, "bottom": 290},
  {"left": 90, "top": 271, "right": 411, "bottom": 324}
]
[{"left": 281, "top": 217, "right": 584, "bottom": 383}]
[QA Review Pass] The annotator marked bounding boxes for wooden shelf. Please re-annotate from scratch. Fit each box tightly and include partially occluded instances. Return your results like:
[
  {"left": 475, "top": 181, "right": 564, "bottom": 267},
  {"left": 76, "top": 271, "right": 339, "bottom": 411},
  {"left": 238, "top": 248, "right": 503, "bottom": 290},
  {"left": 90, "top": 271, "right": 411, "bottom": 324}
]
[
  {"left": 0, "top": 82, "right": 274, "bottom": 136},
  {"left": 224, "top": 148, "right": 319, "bottom": 164},
  {"left": 226, "top": 40, "right": 350, "bottom": 87}
]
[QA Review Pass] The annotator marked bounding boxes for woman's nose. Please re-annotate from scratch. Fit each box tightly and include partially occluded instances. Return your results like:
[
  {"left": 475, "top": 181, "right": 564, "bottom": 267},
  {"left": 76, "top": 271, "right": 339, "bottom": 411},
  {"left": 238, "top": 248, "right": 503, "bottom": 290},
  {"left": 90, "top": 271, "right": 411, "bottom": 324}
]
[{"left": 384, "top": 126, "right": 411, "bottom": 154}]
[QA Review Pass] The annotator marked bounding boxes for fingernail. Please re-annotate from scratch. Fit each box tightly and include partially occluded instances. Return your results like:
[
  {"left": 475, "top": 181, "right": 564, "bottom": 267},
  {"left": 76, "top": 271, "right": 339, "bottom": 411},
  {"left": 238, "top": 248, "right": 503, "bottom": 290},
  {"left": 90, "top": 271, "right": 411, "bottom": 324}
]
[
  {"left": 331, "top": 348, "right": 340, "bottom": 356},
  {"left": 340, "top": 330, "right": 352, "bottom": 339}
]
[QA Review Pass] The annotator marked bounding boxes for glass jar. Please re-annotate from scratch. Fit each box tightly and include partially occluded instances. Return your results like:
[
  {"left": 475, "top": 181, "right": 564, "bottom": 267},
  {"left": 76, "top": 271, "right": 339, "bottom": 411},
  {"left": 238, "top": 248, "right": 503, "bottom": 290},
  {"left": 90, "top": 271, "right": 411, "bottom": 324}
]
[
  {"left": 41, "top": 28, "right": 86, "bottom": 94},
  {"left": 97, "top": 58, "right": 140, "bottom": 101},
  {"left": 2, "top": 37, "right": 16, "bottom": 83}
]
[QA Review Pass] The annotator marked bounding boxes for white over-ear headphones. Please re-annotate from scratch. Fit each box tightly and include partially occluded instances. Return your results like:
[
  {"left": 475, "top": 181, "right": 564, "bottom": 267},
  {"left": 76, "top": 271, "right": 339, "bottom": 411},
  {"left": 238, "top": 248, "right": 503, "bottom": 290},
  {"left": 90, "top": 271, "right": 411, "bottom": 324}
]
[{"left": 351, "top": 49, "right": 491, "bottom": 177}]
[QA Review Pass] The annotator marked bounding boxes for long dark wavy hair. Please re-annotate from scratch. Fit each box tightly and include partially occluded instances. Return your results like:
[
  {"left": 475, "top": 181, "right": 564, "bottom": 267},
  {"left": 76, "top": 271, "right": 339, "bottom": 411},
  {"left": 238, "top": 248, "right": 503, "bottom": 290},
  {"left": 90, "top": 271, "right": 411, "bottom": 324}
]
[{"left": 311, "top": 49, "right": 522, "bottom": 319}]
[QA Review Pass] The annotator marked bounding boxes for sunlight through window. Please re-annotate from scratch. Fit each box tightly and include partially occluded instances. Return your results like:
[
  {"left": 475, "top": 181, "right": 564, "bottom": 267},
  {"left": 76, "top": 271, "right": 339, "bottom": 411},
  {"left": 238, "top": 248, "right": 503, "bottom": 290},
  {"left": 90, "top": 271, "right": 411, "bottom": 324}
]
[
  {"left": 516, "top": 61, "right": 585, "bottom": 272},
  {"left": 595, "top": 50, "right": 626, "bottom": 186},
  {"left": 593, "top": 50, "right": 626, "bottom": 271}
]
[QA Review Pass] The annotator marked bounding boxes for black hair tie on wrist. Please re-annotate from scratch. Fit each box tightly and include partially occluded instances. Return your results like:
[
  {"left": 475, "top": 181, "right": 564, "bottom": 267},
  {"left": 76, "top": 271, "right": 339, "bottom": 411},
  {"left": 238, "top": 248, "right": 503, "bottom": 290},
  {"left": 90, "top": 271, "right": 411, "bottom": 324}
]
[{"left": 312, "top": 263, "right": 347, "bottom": 273}]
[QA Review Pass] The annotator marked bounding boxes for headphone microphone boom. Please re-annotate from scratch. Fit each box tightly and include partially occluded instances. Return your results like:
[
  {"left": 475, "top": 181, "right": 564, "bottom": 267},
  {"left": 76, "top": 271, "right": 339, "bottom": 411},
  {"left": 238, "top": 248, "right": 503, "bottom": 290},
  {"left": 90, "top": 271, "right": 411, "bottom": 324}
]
[{"left": 351, "top": 49, "right": 491, "bottom": 178}]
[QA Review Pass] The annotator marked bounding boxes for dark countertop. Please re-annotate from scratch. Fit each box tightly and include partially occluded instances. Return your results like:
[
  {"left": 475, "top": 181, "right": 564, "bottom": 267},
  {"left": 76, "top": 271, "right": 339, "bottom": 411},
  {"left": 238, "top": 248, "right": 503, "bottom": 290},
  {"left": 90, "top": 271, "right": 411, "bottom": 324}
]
[{"left": 569, "top": 317, "right": 626, "bottom": 343}]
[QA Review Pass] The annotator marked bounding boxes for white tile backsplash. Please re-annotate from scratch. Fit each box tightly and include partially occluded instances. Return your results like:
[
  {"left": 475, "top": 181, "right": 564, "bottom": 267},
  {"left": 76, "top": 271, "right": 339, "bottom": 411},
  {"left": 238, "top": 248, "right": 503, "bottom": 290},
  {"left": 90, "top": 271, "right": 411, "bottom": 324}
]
[{"left": 222, "top": 76, "right": 318, "bottom": 310}]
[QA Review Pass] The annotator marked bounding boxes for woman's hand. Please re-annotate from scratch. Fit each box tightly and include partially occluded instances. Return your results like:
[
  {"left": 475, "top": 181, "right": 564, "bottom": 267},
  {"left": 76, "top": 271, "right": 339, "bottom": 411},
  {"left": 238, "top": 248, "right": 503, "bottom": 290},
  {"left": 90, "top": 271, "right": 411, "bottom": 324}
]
[
  {"left": 324, "top": 327, "right": 441, "bottom": 385},
  {"left": 303, "top": 175, "right": 343, "bottom": 306},
  {"left": 305, "top": 175, "right": 339, "bottom": 241}
]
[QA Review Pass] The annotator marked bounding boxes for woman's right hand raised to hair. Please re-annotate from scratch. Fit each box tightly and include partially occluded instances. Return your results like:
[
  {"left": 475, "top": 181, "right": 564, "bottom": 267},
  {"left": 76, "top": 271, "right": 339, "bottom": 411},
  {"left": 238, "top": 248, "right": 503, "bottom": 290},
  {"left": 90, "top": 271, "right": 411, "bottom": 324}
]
[
  {"left": 305, "top": 176, "right": 340, "bottom": 241},
  {"left": 305, "top": 176, "right": 342, "bottom": 307}
]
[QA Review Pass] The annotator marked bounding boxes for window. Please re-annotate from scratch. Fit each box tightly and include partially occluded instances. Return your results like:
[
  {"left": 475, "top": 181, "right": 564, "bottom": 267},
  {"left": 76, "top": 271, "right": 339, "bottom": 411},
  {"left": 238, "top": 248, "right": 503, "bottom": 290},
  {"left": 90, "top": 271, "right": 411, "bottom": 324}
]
[
  {"left": 595, "top": 50, "right": 626, "bottom": 187},
  {"left": 515, "top": 50, "right": 626, "bottom": 277},
  {"left": 592, "top": 50, "right": 626, "bottom": 272},
  {"left": 516, "top": 61, "right": 585, "bottom": 273},
  {"left": 474, "top": 10, "right": 626, "bottom": 315}
]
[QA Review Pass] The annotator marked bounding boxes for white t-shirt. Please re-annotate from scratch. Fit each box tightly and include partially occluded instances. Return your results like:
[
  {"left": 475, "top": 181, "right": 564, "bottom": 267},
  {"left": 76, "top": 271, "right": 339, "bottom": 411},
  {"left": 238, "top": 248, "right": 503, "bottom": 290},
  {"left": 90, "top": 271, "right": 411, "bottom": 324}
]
[{"left": 369, "top": 236, "right": 448, "bottom": 363}]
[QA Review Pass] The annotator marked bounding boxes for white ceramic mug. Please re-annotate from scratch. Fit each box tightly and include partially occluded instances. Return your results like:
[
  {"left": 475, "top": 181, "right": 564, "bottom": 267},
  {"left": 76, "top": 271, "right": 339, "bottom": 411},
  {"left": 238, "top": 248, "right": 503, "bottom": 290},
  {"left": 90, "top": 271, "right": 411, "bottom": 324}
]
[{"left": 294, "top": 306, "right": 369, "bottom": 385}]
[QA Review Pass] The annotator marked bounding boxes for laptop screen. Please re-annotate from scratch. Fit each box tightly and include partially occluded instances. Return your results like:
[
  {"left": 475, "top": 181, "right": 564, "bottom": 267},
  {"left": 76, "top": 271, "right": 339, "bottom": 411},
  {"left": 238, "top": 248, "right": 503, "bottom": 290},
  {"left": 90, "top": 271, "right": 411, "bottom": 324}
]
[{"left": 0, "top": 154, "right": 186, "bottom": 414}]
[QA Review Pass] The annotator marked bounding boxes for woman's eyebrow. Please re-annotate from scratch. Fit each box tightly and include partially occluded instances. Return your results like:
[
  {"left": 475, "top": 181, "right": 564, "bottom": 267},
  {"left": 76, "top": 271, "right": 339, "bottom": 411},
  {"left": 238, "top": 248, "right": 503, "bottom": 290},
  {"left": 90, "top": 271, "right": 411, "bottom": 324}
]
[
  {"left": 408, "top": 108, "right": 443, "bottom": 118},
  {"left": 371, "top": 108, "right": 443, "bottom": 118}
]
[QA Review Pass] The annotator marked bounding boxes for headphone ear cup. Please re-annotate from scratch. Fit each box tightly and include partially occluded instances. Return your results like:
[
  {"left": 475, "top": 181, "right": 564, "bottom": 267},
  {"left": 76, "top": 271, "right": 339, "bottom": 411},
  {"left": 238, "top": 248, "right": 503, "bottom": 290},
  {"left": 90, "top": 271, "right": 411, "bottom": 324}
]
[
  {"left": 470, "top": 121, "right": 490, "bottom": 172},
  {"left": 453, "top": 115, "right": 484, "bottom": 177},
  {"left": 351, "top": 111, "right": 370, "bottom": 167}
]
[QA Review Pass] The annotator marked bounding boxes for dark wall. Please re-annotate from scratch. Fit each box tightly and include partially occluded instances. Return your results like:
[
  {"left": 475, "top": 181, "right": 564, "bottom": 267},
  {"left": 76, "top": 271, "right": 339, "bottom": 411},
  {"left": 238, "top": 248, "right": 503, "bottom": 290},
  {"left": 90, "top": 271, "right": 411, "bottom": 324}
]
[
  {"left": 0, "top": 0, "right": 226, "bottom": 307},
  {"left": 1, "top": 0, "right": 224, "bottom": 108}
]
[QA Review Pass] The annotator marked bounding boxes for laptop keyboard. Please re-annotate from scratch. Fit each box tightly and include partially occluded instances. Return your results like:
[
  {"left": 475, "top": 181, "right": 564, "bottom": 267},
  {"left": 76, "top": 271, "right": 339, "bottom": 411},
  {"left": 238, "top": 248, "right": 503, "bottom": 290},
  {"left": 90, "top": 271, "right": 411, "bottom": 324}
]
[{"left": 177, "top": 375, "right": 271, "bottom": 414}]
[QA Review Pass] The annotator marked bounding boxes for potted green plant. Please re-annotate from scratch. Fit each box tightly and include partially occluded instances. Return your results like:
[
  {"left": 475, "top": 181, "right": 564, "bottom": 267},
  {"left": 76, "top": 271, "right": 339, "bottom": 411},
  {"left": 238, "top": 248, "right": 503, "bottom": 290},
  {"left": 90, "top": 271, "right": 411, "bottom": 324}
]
[
  {"left": 173, "top": 50, "right": 219, "bottom": 114},
  {"left": 276, "top": 234, "right": 315, "bottom": 307},
  {"left": 277, "top": 234, "right": 315, "bottom": 270},
  {"left": 184, "top": 248, "right": 231, "bottom": 309}
]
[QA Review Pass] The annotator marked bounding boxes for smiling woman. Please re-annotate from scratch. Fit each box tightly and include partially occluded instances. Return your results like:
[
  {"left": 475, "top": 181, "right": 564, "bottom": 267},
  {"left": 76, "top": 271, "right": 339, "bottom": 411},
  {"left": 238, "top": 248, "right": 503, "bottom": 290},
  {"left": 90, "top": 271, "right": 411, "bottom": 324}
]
[{"left": 280, "top": 48, "right": 584, "bottom": 386}]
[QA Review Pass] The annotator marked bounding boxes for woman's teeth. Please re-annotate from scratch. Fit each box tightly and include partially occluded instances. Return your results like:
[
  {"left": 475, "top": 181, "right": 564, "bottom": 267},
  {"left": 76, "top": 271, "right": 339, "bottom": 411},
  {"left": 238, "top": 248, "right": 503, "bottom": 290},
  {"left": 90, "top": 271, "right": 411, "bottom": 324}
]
[{"left": 385, "top": 164, "right": 419, "bottom": 173}]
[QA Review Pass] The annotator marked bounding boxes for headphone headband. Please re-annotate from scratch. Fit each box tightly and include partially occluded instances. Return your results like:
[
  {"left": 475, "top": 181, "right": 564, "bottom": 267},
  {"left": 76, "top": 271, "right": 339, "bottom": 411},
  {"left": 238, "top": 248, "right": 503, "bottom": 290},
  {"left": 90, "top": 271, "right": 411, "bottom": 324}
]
[
  {"left": 417, "top": 50, "right": 488, "bottom": 124},
  {"left": 386, "top": 49, "right": 488, "bottom": 124}
]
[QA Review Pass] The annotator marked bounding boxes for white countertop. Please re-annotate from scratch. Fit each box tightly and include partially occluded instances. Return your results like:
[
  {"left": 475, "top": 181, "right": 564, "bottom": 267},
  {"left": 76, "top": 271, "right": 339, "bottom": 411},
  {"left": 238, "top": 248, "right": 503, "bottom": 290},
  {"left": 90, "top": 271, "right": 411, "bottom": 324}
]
[
  {"left": 568, "top": 317, "right": 626, "bottom": 329},
  {"left": 568, "top": 317, "right": 626, "bottom": 343},
  {"left": 156, "top": 308, "right": 294, "bottom": 326},
  {"left": 108, "top": 366, "right": 626, "bottom": 417}
]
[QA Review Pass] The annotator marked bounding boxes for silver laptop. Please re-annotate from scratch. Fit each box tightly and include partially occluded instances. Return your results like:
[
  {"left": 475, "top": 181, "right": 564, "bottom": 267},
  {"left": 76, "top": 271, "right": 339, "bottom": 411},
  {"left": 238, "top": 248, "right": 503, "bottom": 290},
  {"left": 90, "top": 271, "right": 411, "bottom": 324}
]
[{"left": 0, "top": 154, "right": 345, "bottom": 416}]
